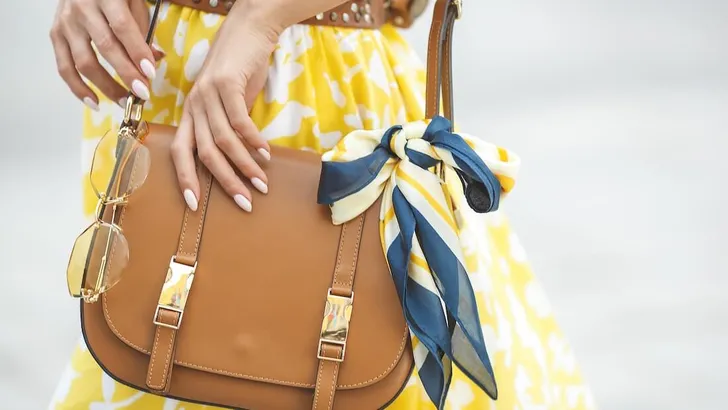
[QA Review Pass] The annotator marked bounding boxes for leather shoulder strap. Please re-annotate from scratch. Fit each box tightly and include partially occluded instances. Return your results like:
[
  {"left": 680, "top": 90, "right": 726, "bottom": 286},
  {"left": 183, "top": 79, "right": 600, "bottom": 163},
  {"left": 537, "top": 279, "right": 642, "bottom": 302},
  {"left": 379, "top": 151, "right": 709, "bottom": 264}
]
[
  {"left": 425, "top": 0, "right": 461, "bottom": 122},
  {"left": 146, "top": 164, "right": 214, "bottom": 393},
  {"left": 311, "top": 213, "right": 366, "bottom": 410}
]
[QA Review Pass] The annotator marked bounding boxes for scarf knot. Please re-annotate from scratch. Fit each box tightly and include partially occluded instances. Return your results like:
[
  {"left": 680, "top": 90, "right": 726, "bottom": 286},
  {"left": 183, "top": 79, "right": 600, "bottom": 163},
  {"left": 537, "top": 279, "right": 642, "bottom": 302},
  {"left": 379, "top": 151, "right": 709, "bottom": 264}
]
[{"left": 317, "top": 116, "right": 521, "bottom": 409}]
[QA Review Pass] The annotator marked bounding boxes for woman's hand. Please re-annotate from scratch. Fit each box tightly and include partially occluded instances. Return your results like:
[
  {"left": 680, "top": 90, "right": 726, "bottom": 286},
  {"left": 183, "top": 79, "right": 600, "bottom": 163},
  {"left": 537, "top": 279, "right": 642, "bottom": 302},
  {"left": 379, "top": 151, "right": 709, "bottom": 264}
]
[
  {"left": 170, "top": 6, "right": 278, "bottom": 213},
  {"left": 50, "top": 0, "right": 163, "bottom": 109}
]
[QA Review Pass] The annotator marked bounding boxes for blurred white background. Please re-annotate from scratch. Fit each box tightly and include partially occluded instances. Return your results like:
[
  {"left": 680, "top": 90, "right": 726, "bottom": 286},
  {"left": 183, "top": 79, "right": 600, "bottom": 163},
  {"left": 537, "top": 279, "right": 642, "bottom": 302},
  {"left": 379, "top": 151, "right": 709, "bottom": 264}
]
[{"left": 1, "top": 0, "right": 726, "bottom": 409}]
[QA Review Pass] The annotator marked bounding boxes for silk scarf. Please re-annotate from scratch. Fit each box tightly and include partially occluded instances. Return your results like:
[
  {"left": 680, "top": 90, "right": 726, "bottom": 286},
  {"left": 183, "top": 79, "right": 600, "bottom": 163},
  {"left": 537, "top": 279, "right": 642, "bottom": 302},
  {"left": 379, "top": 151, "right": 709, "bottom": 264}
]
[{"left": 318, "top": 116, "right": 520, "bottom": 408}]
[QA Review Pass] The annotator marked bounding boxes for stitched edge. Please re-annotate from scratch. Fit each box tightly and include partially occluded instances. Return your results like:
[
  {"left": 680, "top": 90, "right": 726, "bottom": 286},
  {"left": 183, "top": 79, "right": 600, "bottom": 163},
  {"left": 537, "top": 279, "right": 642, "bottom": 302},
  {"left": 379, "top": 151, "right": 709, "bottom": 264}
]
[
  {"left": 332, "top": 223, "right": 346, "bottom": 287},
  {"left": 313, "top": 360, "right": 324, "bottom": 408},
  {"left": 328, "top": 360, "right": 339, "bottom": 409},
  {"left": 346, "top": 215, "right": 365, "bottom": 288},
  {"left": 146, "top": 325, "right": 162, "bottom": 388}
]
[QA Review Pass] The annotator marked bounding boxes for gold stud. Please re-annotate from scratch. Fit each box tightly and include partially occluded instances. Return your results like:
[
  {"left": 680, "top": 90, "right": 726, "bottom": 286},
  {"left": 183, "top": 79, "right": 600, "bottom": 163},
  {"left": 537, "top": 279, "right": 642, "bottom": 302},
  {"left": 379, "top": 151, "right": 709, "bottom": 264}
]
[
  {"left": 342, "top": 13, "right": 350, "bottom": 23},
  {"left": 315, "top": 13, "right": 324, "bottom": 20},
  {"left": 351, "top": 3, "right": 359, "bottom": 13},
  {"left": 330, "top": 11, "right": 338, "bottom": 21},
  {"left": 209, "top": 0, "right": 218, "bottom": 7},
  {"left": 364, "top": 14, "right": 372, "bottom": 24},
  {"left": 394, "top": 16, "right": 404, "bottom": 26}
]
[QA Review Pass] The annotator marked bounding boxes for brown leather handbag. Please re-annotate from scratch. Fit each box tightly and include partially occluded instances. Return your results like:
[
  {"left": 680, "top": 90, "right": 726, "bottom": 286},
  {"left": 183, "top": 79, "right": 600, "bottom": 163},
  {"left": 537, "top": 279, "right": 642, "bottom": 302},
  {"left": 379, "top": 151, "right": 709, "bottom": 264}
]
[{"left": 69, "top": 1, "right": 476, "bottom": 409}]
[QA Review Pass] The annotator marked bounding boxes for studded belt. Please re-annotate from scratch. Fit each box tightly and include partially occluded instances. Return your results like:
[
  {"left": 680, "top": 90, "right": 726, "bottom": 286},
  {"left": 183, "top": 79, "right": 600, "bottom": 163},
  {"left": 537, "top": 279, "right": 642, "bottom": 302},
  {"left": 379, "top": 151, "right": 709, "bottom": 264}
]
[{"left": 156, "top": 0, "right": 391, "bottom": 29}]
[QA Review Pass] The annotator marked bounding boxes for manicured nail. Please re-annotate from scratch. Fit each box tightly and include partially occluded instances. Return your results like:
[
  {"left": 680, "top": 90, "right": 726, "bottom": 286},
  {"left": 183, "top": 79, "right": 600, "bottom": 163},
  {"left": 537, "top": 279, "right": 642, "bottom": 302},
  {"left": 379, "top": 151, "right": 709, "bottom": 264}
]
[
  {"left": 233, "top": 194, "right": 252, "bottom": 212},
  {"left": 131, "top": 80, "right": 150, "bottom": 100},
  {"left": 183, "top": 189, "right": 198, "bottom": 211},
  {"left": 257, "top": 148, "right": 271, "bottom": 161},
  {"left": 83, "top": 97, "right": 99, "bottom": 111},
  {"left": 151, "top": 43, "right": 165, "bottom": 54},
  {"left": 140, "top": 59, "right": 156, "bottom": 80},
  {"left": 250, "top": 177, "right": 268, "bottom": 194}
]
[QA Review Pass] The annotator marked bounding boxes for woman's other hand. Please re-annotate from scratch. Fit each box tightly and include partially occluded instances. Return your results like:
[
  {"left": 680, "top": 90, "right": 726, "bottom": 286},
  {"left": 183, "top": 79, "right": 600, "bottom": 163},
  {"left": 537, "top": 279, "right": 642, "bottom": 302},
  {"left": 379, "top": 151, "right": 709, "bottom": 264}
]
[
  {"left": 170, "top": 6, "right": 277, "bottom": 213},
  {"left": 50, "top": 0, "right": 163, "bottom": 110}
]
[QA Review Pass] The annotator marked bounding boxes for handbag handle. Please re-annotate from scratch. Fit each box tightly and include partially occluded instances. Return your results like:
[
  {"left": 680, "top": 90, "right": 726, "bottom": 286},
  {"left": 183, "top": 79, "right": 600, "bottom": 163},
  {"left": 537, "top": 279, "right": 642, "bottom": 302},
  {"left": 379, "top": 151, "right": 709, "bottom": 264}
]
[{"left": 425, "top": 0, "right": 461, "bottom": 124}]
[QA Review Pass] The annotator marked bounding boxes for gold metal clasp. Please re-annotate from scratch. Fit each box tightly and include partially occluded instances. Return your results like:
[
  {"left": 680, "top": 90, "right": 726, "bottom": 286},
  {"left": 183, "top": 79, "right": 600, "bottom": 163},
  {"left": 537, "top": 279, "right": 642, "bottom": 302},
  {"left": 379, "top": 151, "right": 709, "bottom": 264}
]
[
  {"left": 152, "top": 256, "right": 197, "bottom": 330},
  {"left": 118, "top": 96, "right": 150, "bottom": 143},
  {"left": 317, "top": 289, "right": 354, "bottom": 362},
  {"left": 453, "top": 0, "right": 463, "bottom": 19}
]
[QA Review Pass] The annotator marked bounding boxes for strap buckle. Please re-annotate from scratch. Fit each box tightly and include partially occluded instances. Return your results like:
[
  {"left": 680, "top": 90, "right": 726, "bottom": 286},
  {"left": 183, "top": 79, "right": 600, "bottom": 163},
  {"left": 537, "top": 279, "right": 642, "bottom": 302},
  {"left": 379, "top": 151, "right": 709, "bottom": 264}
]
[
  {"left": 317, "top": 289, "right": 354, "bottom": 363},
  {"left": 152, "top": 256, "right": 197, "bottom": 330}
]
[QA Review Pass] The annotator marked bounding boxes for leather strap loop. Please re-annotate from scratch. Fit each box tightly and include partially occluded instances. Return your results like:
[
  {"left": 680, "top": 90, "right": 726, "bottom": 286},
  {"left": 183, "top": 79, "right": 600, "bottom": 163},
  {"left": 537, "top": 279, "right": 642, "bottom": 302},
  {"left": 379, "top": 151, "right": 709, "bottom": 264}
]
[
  {"left": 425, "top": 0, "right": 459, "bottom": 122},
  {"left": 312, "top": 213, "right": 366, "bottom": 409},
  {"left": 146, "top": 165, "right": 214, "bottom": 393}
]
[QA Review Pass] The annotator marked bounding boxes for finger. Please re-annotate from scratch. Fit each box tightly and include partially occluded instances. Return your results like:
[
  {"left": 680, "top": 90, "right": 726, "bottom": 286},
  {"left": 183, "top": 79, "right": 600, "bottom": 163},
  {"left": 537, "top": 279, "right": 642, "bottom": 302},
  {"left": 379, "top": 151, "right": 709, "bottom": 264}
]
[
  {"left": 65, "top": 23, "right": 128, "bottom": 105},
  {"left": 105, "top": 0, "right": 156, "bottom": 81},
  {"left": 204, "top": 85, "right": 268, "bottom": 194},
  {"left": 220, "top": 85, "right": 271, "bottom": 162},
  {"left": 151, "top": 44, "right": 166, "bottom": 61},
  {"left": 171, "top": 108, "right": 201, "bottom": 211},
  {"left": 129, "top": 0, "right": 151, "bottom": 39},
  {"left": 190, "top": 98, "right": 253, "bottom": 212},
  {"left": 50, "top": 26, "right": 99, "bottom": 110},
  {"left": 84, "top": 10, "right": 150, "bottom": 100}
]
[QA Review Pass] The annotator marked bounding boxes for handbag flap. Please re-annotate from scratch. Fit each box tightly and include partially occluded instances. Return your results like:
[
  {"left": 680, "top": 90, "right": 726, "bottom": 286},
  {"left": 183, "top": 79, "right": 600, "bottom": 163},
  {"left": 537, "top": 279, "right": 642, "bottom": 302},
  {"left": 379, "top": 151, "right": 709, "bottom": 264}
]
[{"left": 101, "top": 124, "right": 410, "bottom": 390}]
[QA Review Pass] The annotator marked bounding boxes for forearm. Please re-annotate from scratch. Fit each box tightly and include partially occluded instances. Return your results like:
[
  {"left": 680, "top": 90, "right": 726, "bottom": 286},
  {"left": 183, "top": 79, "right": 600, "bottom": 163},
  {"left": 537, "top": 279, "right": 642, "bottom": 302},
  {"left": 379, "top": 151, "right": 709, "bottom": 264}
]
[{"left": 231, "top": 0, "right": 350, "bottom": 34}]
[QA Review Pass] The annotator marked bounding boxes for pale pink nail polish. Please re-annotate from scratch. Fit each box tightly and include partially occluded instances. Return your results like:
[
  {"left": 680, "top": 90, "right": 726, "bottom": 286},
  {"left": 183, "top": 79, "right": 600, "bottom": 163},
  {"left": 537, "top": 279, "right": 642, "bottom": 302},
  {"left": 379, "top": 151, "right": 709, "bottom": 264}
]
[
  {"left": 251, "top": 178, "right": 268, "bottom": 194},
  {"left": 140, "top": 59, "right": 156, "bottom": 80},
  {"left": 258, "top": 148, "right": 271, "bottom": 161},
  {"left": 234, "top": 194, "right": 252, "bottom": 212},
  {"left": 131, "top": 80, "right": 150, "bottom": 100},
  {"left": 83, "top": 97, "right": 99, "bottom": 111}
]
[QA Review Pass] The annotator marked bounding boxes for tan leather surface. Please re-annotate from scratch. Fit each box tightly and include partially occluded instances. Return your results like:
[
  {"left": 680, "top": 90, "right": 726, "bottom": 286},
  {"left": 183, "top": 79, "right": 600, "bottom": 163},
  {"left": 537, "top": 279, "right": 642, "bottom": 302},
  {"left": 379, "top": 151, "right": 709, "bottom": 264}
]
[
  {"left": 311, "top": 214, "right": 363, "bottom": 408},
  {"left": 146, "top": 309, "right": 180, "bottom": 393},
  {"left": 425, "top": 0, "right": 457, "bottom": 121},
  {"left": 145, "top": 164, "right": 214, "bottom": 393},
  {"left": 313, "top": 344, "right": 344, "bottom": 410},
  {"left": 158, "top": 0, "right": 388, "bottom": 29},
  {"left": 328, "top": 215, "right": 363, "bottom": 298},
  {"left": 82, "top": 123, "right": 413, "bottom": 409}
]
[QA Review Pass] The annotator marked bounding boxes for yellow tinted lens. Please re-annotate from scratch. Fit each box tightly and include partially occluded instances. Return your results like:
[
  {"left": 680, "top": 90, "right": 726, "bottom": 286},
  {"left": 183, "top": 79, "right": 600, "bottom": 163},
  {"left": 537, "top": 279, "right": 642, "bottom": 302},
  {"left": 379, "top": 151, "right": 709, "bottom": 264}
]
[
  {"left": 66, "top": 221, "right": 129, "bottom": 299},
  {"left": 90, "top": 131, "right": 151, "bottom": 200}
]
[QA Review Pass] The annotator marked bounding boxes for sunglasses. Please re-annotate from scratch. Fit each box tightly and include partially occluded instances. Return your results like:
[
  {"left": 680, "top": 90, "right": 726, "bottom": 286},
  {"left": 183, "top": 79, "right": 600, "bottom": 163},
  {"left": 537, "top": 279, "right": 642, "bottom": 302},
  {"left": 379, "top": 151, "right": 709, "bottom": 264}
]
[{"left": 66, "top": 98, "right": 150, "bottom": 303}]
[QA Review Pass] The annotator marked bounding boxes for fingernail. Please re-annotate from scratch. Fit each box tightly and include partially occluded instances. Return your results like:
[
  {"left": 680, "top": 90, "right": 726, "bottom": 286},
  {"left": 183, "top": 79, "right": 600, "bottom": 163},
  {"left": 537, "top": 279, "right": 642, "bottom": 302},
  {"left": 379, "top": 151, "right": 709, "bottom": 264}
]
[
  {"left": 250, "top": 177, "right": 268, "bottom": 194},
  {"left": 140, "top": 59, "right": 156, "bottom": 80},
  {"left": 83, "top": 97, "right": 99, "bottom": 111},
  {"left": 118, "top": 97, "right": 127, "bottom": 107},
  {"left": 258, "top": 148, "right": 271, "bottom": 161},
  {"left": 233, "top": 194, "right": 252, "bottom": 212},
  {"left": 131, "top": 80, "right": 150, "bottom": 100},
  {"left": 151, "top": 43, "right": 165, "bottom": 55},
  {"left": 183, "top": 189, "right": 198, "bottom": 212},
  {"left": 151, "top": 45, "right": 166, "bottom": 62}
]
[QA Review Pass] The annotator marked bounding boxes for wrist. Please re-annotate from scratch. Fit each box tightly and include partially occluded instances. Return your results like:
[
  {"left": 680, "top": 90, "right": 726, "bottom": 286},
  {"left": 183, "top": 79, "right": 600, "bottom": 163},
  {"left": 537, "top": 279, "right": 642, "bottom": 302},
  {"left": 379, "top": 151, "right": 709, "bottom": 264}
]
[{"left": 232, "top": 0, "right": 350, "bottom": 35}]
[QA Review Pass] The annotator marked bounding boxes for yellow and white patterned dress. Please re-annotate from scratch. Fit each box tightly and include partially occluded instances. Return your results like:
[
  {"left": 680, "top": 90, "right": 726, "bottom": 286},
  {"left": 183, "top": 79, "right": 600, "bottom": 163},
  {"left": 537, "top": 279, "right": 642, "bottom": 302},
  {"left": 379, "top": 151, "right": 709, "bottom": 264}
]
[{"left": 49, "top": 3, "right": 596, "bottom": 409}]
